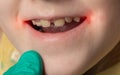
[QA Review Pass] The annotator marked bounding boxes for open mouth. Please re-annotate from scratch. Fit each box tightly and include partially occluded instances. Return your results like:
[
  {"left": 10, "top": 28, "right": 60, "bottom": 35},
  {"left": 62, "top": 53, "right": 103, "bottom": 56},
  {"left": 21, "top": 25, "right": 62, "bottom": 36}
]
[{"left": 26, "top": 16, "right": 86, "bottom": 33}]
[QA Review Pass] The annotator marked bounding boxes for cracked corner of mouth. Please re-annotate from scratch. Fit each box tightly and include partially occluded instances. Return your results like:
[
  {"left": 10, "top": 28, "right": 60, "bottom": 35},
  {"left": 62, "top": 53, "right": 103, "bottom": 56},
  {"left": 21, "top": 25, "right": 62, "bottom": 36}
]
[{"left": 25, "top": 16, "right": 87, "bottom": 33}]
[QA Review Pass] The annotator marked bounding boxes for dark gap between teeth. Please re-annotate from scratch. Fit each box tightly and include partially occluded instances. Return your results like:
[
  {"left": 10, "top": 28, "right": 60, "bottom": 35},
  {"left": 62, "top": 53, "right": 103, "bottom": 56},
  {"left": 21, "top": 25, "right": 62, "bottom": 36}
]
[{"left": 27, "top": 16, "right": 86, "bottom": 33}]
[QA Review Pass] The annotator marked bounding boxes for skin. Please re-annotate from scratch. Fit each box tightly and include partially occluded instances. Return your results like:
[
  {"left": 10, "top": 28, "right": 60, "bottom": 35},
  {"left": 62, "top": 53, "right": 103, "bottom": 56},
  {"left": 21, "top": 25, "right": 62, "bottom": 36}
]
[{"left": 0, "top": 0, "right": 120, "bottom": 75}]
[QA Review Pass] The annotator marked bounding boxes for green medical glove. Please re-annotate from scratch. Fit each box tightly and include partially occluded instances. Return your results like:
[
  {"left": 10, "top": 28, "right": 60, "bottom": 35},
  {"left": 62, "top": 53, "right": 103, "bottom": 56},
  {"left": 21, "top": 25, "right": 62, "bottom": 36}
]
[{"left": 3, "top": 50, "right": 43, "bottom": 75}]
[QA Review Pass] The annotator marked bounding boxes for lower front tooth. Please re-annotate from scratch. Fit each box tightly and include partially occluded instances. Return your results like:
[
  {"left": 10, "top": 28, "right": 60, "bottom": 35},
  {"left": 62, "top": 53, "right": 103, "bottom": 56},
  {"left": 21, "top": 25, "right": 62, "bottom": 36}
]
[
  {"left": 40, "top": 20, "right": 51, "bottom": 27},
  {"left": 54, "top": 19, "right": 65, "bottom": 27}
]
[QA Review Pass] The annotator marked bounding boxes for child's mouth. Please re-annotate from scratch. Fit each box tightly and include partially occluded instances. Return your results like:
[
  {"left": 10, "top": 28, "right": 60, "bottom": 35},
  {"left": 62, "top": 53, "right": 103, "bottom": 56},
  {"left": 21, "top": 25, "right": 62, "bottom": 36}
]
[{"left": 26, "top": 16, "right": 86, "bottom": 33}]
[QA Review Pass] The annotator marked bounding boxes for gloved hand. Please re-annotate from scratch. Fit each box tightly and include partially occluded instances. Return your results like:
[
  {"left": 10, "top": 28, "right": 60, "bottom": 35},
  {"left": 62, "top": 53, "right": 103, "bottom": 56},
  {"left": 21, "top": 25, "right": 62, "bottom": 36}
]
[{"left": 3, "top": 50, "right": 43, "bottom": 75}]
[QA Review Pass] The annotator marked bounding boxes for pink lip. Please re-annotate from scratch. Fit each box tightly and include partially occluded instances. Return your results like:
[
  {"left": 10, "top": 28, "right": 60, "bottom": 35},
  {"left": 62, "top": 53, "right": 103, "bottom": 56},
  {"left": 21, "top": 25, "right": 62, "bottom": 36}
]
[{"left": 24, "top": 17, "right": 89, "bottom": 42}]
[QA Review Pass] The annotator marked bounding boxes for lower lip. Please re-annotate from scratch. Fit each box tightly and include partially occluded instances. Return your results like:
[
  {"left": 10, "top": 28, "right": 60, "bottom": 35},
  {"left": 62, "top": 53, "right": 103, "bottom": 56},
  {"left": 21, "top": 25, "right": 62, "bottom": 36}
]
[{"left": 25, "top": 19, "right": 89, "bottom": 42}]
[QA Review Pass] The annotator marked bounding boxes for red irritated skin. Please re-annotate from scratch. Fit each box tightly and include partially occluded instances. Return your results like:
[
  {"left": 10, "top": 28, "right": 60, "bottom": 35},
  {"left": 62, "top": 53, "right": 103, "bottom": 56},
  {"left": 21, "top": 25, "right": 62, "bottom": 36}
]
[{"left": 0, "top": 0, "right": 120, "bottom": 75}]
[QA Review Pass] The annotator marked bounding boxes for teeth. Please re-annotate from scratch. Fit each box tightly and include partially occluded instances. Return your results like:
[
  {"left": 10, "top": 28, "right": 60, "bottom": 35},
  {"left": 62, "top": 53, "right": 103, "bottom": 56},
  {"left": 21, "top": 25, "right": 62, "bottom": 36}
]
[
  {"left": 32, "top": 19, "right": 41, "bottom": 26},
  {"left": 32, "top": 20, "right": 50, "bottom": 27},
  {"left": 40, "top": 20, "right": 51, "bottom": 27},
  {"left": 65, "top": 17, "right": 72, "bottom": 23},
  {"left": 54, "top": 19, "right": 65, "bottom": 27},
  {"left": 32, "top": 20, "right": 40, "bottom": 25},
  {"left": 74, "top": 17, "right": 80, "bottom": 22},
  {"left": 32, "top": 17, "right": 81, "bottom": 27},
  {"left": 32, "top": 20, "right": 36, "bottom": 25}
]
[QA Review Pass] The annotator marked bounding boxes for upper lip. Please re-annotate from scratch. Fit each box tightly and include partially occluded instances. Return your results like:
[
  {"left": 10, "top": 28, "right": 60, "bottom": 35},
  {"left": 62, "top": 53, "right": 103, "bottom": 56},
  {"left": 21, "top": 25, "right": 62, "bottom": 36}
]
[
  {"left": 18, "top": 0, "right": 89, "bottom": 22},
  {"left": 19, "top": 9, "right": 88, "bottom": 21},
  {"left": 23, "top": 14, "right": 86, "bottom": 21}
]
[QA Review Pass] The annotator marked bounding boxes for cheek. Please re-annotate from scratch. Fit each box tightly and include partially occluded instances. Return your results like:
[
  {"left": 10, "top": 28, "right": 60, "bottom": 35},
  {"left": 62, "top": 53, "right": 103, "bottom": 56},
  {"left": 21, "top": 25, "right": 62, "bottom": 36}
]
[{"left": 86, "top": 7, "right": 120, "bottom": 51}]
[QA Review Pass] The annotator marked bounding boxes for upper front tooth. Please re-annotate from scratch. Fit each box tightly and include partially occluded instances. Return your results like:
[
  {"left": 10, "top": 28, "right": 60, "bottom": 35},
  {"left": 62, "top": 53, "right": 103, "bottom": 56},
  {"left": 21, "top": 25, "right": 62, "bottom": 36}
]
[
  {"left": 54, "top": 19, "right": 65, "bottom": 27},
  {"left": 40, "top": 20, "right": 51, "bottom": 27},
  {"left": 32, "top": 20, "right": 36, "bottom": 25},
  {"left": 65, "top": 17, "right": 72, "bottom": 23},
  {"left": 74, "top": 17, "right": 80, "bottom": 22},
  {"left": 32, "top": 20, "right": 40, "bottom": 25}
]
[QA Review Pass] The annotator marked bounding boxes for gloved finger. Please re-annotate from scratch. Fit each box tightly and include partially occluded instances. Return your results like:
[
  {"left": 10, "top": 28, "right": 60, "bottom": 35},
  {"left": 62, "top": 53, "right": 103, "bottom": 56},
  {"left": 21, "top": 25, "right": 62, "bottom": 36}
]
[{"left": 3, "top": 50, "right": 43, "bottom": 75}]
